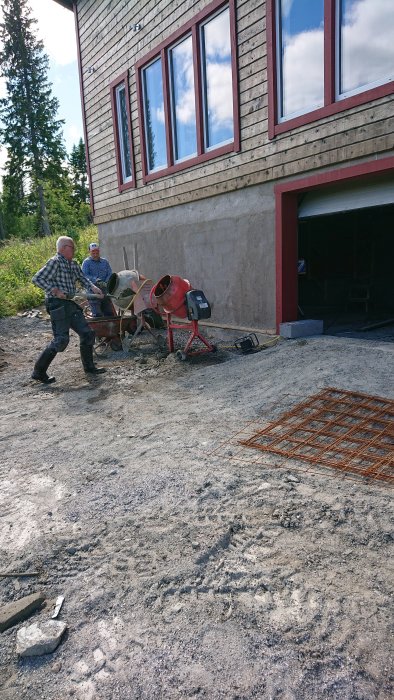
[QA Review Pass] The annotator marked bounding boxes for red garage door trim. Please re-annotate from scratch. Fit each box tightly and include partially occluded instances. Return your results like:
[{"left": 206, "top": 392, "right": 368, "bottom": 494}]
[{"left": 274, "top": 156, "right": 394, "bottom": 332}]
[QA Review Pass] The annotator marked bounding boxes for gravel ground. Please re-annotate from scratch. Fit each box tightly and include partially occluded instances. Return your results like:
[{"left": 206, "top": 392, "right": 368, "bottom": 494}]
[{"left": 0, "top": 314, "right": 393, "bottom": 700}]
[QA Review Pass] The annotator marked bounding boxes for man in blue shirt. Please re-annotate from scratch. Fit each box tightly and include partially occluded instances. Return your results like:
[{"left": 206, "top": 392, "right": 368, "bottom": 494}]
[{"left": 82, "top": 242, "right": 114, "bottom": 317}]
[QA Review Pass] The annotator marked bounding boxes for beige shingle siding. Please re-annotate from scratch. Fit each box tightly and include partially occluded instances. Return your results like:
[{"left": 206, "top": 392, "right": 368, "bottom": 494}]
[{"left": 76, "top": 0, "right": 394, "bottom": 224}]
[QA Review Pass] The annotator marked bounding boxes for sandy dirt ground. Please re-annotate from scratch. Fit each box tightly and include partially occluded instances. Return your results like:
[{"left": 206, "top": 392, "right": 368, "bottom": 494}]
[{"left": 0, "top": 313, "right": 393, "bottom": 700}]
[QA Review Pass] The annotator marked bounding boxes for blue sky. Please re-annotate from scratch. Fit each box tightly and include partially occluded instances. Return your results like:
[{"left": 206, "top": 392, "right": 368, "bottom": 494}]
[
  {"left": 0, "top": 0, "right": 83, "bottom": 175},
  {"left": 282, "top": 0, "right": 324, "bottom": 34}
]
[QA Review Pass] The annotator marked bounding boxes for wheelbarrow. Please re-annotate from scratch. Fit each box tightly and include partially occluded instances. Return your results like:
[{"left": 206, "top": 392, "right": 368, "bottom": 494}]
[
  {"left": 87, "top": 314, "right": 137, "bottom": 355},
  {"left": 72, "top": 290, "right": 137, "bottom": 355}
]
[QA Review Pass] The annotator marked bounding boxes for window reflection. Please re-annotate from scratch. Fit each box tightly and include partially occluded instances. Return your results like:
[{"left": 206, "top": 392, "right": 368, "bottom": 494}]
[
  {"left": 277, "top": 0, "right": 324, "bottom": 119},
  {"left": 338, "top": 0, "right": 394, "bottom": 97},
  {"left": 169, "top": 36, "right": 197, "bottom": 162},
  {"left": 142, "top": 58, "right": 167, "bottom": 172},
  {"left": 200, "top": 7, "right": 234, "bottom": 149},
  {"left": 115, "top": 84, "right": 132, "bottom": 183}
]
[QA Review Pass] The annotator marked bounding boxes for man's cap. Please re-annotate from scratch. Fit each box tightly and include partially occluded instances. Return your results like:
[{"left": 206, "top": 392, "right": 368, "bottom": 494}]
[{"left": 89, "top": 242, "right": 99, "bottom": 251}]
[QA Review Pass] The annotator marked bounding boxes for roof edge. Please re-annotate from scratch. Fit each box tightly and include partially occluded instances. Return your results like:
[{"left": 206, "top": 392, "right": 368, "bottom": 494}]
[{"left": 51, "top": 0, "right": 74, "bottom": 10}]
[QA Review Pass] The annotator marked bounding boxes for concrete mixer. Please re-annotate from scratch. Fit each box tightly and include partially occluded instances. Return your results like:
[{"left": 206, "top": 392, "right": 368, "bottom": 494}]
[
  {"left": 150, "top": 275, "right": 215, "bottom": 359},
  {"left": 106, "top": 269, "right": 140, "bottom": 310}
]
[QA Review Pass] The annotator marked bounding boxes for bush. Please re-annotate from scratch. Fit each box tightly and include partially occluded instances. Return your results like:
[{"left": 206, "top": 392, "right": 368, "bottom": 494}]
[{"left": 0, "top": 225, "right": 99, "bottom": 317}]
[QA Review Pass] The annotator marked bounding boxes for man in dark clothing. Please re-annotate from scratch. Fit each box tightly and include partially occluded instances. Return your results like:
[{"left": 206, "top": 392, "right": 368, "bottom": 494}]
[
  {"left": 31, "top": 236, "right": 106, "bottom": 383},
  {"left": 81, "top": 242, "right": 114, "bottom": 317}
]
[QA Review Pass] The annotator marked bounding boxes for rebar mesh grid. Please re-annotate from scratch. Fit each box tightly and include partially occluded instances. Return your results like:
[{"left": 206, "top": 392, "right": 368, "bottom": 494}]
[{"left": 238, "top": 388, "right": 393, "bottom": 484}]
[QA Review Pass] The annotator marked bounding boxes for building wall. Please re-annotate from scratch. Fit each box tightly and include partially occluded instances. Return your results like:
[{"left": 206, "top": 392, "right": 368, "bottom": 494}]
[
  {"left": 100, "top": 182, "right": 276, "bottom": 330},
  {"left": 76, "top": 0, "right": 394, "bottom": 330},
  {"left": 77, "top": 0, "right": 394, "bottom": 224}
]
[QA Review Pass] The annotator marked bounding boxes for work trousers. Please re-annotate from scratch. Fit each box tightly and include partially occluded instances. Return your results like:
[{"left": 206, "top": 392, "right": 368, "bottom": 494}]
[{"left": 46, "top": 299, "right": 95, "bottom": 353}]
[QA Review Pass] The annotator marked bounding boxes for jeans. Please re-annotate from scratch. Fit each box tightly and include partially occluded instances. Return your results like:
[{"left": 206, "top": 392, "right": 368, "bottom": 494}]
[{"left": 46, "top": 299, "right": 95, "bottom": 352}]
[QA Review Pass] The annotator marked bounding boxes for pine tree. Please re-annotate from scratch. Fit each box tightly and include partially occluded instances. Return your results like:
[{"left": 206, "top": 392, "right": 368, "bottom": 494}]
[
  {"left": 69, "top": 138, "right": 89, "bottom": 206},
  {"left": 0, "top": 0, "right": 67, "bottom": 236}
]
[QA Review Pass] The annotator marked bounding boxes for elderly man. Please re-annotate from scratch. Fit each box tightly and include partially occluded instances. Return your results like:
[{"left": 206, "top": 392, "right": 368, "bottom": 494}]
[
  {"left": 31, "top": 236, "right": 106, "bottom": 383},
  {"left": 81, "top": 242, "right": 114, "bottom": 317}
]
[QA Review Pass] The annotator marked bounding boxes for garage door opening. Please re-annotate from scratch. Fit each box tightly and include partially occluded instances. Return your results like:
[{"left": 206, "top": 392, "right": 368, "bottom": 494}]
[
  {"left": 275, "top": 158, "right": 394, "bottom": 334},
  {"left": 297, "top": 201, "right": 394, "bottom": 338}
]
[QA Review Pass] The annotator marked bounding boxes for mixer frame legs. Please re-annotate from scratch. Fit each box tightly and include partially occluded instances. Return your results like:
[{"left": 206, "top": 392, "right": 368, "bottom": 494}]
[{"left": 166, "top": 315, "right": 215, "bottom": 357}]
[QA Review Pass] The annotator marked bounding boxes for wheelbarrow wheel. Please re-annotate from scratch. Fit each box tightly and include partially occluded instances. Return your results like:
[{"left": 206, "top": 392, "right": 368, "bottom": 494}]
[{"left": 176, "top": 350, "right": 188, "bottom": 361}]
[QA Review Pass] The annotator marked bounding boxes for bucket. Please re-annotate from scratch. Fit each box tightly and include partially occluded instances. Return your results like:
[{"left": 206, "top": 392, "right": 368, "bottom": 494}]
[{"left": 151, "top": 275, "right": 192, "bottom": 318}]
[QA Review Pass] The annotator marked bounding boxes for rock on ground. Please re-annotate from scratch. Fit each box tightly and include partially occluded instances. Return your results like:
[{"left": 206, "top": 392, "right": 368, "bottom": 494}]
[{"left": 16, "top": 620, "right": 67, "bottom": 657}]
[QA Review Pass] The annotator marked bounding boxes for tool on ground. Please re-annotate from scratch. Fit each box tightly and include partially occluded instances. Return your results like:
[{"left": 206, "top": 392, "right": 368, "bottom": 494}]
[
  {"left": 234, "top": 333, "right": 260, "bottom": 354},
  {"left": 51, "top": 596, "right": 65, "bottom": 619},
  {"left": 0, "top": 571, "right": 39, "bottom": 577}
]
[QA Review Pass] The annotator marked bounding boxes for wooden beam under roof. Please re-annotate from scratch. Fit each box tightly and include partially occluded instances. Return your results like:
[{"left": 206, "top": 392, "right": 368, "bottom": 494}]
[{"left": 51, "top": 0, "right": 74, "bottom": 10}]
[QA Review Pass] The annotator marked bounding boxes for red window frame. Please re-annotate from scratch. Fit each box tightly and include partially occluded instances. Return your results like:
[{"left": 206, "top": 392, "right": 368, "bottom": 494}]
[
  {"left": 267, "top": 0, "right": 394, "bottom": 139},
  {"left": 135, "top": 0, "right": 240, "bottom": 185},
  {"left": 110, "top": 71, "right": 136, "bottom": 192}
]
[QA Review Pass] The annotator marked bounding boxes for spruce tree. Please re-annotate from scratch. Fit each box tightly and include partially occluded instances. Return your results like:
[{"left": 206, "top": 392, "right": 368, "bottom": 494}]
[
  {"left": 0, "top": 0, "right": 67, "bottom": 236},
  {"left": 69, "top": 138, "right": 89, "bottom": 206}
]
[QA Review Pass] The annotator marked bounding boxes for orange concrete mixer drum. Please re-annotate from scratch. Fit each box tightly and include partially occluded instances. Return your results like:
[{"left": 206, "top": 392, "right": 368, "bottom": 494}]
[{"left": 150, "top": 275, "right": 192, "bottom": 318}]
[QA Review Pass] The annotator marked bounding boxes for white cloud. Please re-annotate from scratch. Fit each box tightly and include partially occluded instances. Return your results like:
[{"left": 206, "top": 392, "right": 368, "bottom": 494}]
[
  {"left": 282, "top": 28, "right": 324, "bottom": 116},
  {"left": 341, "top": 0, "right": 394, "bottom": 92},
  {"left": 282, "top": 0, "right": 295, "bottom": 20},
  {"left": 204, "top": 9, "right": 231, "bottom": 59},
  {"left": 156, "top": 104, "right": 165, "bottom": 124},
  {"left": 206, "top": 63, "right": 233, "bottom": 127},
  {"left": 30, "top": 0, "right": 77, "bottom": 66},
  {"left": 66, "top": 123, "right": 83, "bottom": 148},
  {"left": 173, "top": 45, "right": 196, "bottom": 125},
  {"left": 176, "top": 87, "right": 196, "bottom": 125}
]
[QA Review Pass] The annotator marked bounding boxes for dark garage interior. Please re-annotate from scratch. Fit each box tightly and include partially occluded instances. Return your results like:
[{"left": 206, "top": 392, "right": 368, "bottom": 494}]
[{"left": 297, "top": 203, "right": 394, "bottom": 339}]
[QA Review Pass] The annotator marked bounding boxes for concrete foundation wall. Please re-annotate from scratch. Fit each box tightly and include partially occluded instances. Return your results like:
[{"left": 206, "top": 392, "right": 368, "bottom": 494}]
[{"left": 98, "top": 183, "right": 276, "bottom": 331}]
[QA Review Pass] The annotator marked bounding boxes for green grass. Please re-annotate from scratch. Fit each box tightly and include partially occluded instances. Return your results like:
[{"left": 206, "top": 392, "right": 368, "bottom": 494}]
[{"left": 0, "top": 226, "right": 98, "bottom": 317}]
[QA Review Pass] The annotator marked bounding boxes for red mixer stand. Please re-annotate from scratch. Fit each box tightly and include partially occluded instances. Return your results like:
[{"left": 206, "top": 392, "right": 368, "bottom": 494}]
[{"left": 165, "top": 313, "right": 215, "bottom": 358}]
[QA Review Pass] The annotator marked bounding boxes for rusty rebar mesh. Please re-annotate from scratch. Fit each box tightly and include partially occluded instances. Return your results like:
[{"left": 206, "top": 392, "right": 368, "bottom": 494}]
[{"left": 238, "top": 388, "right": 394, "bottom": 485}]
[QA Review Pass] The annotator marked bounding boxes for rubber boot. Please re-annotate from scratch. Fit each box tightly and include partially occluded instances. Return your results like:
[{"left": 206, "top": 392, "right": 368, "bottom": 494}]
[
  {"left": 32, "top": 347, "right": 57, "bottom": 384},
  {"left": 80, "top": 344, "right": 106, "bottom": 374}
]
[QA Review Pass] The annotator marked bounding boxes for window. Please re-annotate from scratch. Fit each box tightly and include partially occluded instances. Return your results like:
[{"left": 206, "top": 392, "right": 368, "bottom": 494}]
[
  {"left": 200, "top": 7, "right": 234, "bottom": 149},
  {"left": 276, "top": 0, "right": 325, "bottom": 120},
  {"left": 136, "top": 0, "right": 239, "bottom": 182},
  {"left": 142, "top": 57, "right": 167, "bottom": 172},
  {"left": 110, "top": 72, "right": 135, "bottom": 191},
  {"left": 337, "top": 0, "right": 394, "bottom": 99},
  {"left": 169, "top": 35, "right": 197, "bottom": 162},
  {"left": 268, "top": 0, "right": 394, "bottom": 136}
]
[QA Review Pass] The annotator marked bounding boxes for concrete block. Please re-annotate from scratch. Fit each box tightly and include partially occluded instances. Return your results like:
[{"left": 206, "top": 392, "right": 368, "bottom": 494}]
[
  {"left": 0, "top": 593, "right": 45, "bottom": 633},
  {"left": 280, "top": 320, "right": 323, "bottom": 339}
]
